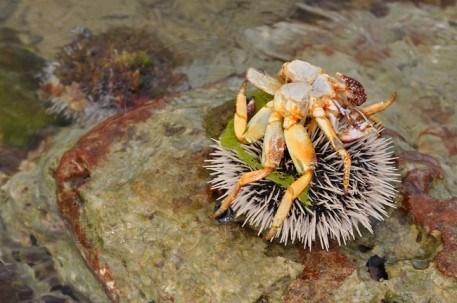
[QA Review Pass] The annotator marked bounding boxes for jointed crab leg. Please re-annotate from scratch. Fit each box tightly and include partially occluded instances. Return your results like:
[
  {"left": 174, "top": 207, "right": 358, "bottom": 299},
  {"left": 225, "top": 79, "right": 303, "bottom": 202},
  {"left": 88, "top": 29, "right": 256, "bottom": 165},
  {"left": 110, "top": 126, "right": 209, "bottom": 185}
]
[
  {"left": 235, "top": 80, "right": 275, "bottom": 143},
  {"left": 265, "top": 116, "right": 315, "bottom": 240},
  {"left": 246, "top": 68, "right": 282, "bottom": 95},
  {"left": 313, "top": 106, "right": 351, "bottom": 192},
  {"left": 234, "top": 81, "right": 248, "bottom": 142},
  {"left": 213, "top": 112, "right": 285, "bottom": 219},
  {"left": 243, "top": 104, "right": 274, "bottom": 143},
  {"left": 362, "top": 93, "right": 397, "bottom": 117},
  {"left": 212, "top": 167, "right": 274, "bottom": 219}
]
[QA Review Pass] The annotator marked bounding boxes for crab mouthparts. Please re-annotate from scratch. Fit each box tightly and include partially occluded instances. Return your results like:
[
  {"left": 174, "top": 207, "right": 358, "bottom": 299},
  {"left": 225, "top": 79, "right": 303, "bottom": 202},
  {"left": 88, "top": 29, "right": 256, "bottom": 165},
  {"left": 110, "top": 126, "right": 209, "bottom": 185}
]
[{"left": 340, "top": 121, "right": 374, "bottom": 142}]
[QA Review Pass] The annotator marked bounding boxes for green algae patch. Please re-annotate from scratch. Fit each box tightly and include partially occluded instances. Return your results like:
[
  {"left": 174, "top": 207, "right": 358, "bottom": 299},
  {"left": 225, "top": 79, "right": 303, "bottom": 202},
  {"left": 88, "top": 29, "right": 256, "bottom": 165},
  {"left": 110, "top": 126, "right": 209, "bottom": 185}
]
[
  {"left": 203, "top": 89, "right": 273, "bottom": 139},
  {"left": 112, "top": 50, "right": 153, "bottom": 67},
  {"left": 0, "top": 30, "right": 60, "bottom": 149},
  {"left": 0, "top": 73, "right": 55, "bottom": 147},
  {"left": 251, "top": 89, "right": 271, "bottom": 109}
]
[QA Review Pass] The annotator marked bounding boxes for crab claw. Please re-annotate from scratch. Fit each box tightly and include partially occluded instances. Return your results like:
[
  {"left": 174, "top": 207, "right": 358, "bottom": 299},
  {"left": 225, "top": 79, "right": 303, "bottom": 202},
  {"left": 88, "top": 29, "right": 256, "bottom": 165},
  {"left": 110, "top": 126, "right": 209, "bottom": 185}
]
[
  {"left": 335, "top": 73, "right": 367, "bottom": 107},
  {"left": 339, "top": 120, "right": 375, "bottom": 142},
  {"left": 280, "top": 60, "right": 322, "bottom": 83}
]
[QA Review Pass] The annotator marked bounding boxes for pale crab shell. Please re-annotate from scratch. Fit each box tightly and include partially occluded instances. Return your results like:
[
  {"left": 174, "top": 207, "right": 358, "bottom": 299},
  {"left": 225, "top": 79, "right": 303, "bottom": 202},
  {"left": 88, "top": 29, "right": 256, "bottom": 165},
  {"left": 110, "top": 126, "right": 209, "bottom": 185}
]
[
  {"left": 311, "top": 74, "right": 336, "bottom": 98},
  {"left": 246, "top": 60, "right": 371, "bottom": 142},
  {"left": 273, "top": 82, "right": 311, "bottom": 117},
  {"left": 280, "top": 60, "right": 322, "bottom": 83}
]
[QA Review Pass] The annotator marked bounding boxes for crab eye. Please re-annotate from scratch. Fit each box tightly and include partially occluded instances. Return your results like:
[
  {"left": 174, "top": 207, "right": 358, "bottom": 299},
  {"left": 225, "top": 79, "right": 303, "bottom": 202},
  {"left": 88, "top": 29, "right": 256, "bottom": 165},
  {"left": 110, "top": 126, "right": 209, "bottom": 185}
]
[{"left": 341, "top": 75, "right": 367, "bottom": 106}]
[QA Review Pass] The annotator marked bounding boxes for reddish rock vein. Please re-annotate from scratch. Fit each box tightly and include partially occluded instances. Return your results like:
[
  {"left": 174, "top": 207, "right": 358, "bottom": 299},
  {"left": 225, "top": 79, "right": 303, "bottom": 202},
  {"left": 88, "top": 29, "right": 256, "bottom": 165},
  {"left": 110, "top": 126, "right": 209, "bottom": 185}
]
[
  {"left": 55, "top": 97, "right": 168, "bottom": 302},
  {"left": 399, "top": 150, "right": 457, "bottom": 278}
]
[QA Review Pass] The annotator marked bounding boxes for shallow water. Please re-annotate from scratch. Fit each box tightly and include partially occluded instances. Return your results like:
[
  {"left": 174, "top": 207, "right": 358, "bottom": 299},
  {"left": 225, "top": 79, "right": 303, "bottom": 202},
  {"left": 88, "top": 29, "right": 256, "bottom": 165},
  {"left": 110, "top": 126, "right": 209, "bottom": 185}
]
[
  {"left": 0, "top": 0, "right": 455, "bottom": 159},
  {"left": 0, "top": 0, "right": 298, "bottom": 173},
  {"left": 1, "top": 1, "right": 456, "bottom": 302}
]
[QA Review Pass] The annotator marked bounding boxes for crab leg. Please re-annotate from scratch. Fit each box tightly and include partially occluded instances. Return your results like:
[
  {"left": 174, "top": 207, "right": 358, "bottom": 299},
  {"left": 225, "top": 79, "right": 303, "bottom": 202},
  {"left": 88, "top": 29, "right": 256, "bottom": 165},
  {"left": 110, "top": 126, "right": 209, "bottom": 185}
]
[
  {"left": 264, "top": 116, "right": 315, "bottom": 240},
  {"left": 234, "top": 81, "right": 248, "bottom": 142},
  {"left": 243, "top": 104, "right": 273, "bottom": 143},
  {"left": 212, "top": 167, "right": 274, "bottom": 219},
  {"left": 235, "top": 92, "right": 273, "bottom": 144},
  {"left": 306, "top": 119, "right": 318, "bottom": 136},
  {"left": 312, "top": 106, "right": 351, "bottom": 193},
  {"left": 246, "top": 68, "right": 282, "bottom": 96},
  {"left": 362, "top": 93, "right": 397, "bottom": 116},
  {"left": 213, "top": 112, "right": 285, "bottom": 219}
]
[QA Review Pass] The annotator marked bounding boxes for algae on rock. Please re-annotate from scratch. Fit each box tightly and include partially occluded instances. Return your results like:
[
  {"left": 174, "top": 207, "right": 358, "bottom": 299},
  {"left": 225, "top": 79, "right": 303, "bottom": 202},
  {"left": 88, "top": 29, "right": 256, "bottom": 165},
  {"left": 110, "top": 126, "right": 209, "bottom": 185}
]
[{"left": 0, "top": 28, "right": 57, "bottom": 148}]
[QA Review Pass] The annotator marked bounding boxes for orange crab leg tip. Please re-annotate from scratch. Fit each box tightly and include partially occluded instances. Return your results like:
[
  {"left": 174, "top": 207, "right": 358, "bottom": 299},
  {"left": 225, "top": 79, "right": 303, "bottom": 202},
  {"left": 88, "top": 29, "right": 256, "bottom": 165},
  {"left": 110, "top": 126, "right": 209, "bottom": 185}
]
[
  {"left": 240, "top": 80, "right": 248, "bottom": 92},
  {"left": 263, "top": 227, "right": 278, "bottom": 242}
]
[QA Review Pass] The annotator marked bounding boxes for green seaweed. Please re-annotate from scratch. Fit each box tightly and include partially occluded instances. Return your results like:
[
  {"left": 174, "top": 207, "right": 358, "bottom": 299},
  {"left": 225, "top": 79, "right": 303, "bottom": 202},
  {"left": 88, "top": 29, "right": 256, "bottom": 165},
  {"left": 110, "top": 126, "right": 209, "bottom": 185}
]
[
  {"left": 251, "top": 89, "right": 271, "bottom": 109},
  {"left": 112, "top": 50, "right": 153, "bottom": 68},
  {"left": 0, "top": 46, "right": 58, "bottom": 148},
  {"left": 219, "top": 92, "right": 311, "bottom": 206}
]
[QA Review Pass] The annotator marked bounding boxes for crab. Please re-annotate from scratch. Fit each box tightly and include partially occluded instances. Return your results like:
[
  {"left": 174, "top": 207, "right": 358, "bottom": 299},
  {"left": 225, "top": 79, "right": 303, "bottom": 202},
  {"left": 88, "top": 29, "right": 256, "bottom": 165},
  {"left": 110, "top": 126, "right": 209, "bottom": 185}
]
[{"left": 212, "top": 60, "right": 396, "bottom": 240}]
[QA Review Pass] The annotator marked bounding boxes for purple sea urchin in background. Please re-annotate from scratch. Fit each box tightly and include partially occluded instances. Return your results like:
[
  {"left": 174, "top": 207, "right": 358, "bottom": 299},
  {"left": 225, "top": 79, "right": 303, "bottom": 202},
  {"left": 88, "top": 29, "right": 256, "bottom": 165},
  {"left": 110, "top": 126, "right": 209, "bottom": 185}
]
[
  {"left": 206, "top": 126, "right": 398, "bottom": 250},
  {"left": 40, "top": 27, "right": 186, "bottom": 123}
]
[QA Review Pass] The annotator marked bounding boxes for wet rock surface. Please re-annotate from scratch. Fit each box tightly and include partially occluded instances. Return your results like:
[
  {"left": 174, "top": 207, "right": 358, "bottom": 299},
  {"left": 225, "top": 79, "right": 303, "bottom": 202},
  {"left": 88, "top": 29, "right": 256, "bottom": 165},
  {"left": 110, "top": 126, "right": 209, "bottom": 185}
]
[
  {"left": 0, "top": 1, "right": 456, "bottom": 302},
  {"left": 400, "top": 150, "right": 457, "bottom": 278},
  {"left": 1, "top": 126, "right": 106, "bottom": 303},
  {"left": 54, "top": 84, "right": 305, "bottom": 302},
  {"left": 283, "top": 249, "right": 355, "bottom": 302},
  {"left": 2, "top": 83, "right": 305, "bottom": 302},
  {"left": 0, "top": 220, "right": 82, "bottom": 303}
]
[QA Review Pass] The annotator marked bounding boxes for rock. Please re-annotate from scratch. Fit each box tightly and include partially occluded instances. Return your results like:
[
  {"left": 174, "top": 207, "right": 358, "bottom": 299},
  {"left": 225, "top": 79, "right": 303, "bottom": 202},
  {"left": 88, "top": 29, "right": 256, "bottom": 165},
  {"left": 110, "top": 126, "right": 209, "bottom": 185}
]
[
  {"left": 411, "top": 259, "right": 430, "bottom": 270},
  {"left": 0, "top": 202, "right": 85, "bottom": 302},
  {"left": 3, "top": 82, "right": 304, "bottom": 302},
  {"left": 1, "top": 126, "right": 107, "bottom": 302},
  {"left": 0, "top": 1, "right": 17, "bottom": 22},
  {"left": 283, "top": 249, "right": 354, "bottom": 303},
  {"left": 396, "top": 149, "right": 457, "bottom": 278},
  {"left": 1, "top": 1, "right": 457, "bottom": 302},
  {"left": 402, "top": 177, "right": 457, "bottom": 278},
  {"left": 333, "top": 260, "right": 457, "bottom": 302}
]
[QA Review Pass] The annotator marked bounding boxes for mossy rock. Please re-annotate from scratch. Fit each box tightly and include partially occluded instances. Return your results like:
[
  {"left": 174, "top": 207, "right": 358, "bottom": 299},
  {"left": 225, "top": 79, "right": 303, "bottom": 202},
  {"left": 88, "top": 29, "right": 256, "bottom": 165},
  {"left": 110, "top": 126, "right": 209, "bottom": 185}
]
[{"left": 0, "top": 33, "right": 58, "bottom": 148}]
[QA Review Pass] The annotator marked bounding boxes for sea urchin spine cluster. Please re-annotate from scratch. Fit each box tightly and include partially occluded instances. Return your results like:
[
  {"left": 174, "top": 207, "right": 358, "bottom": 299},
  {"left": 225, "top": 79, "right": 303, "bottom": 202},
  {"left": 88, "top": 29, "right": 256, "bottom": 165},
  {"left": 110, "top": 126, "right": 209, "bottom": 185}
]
[
  {"left": 206, "top": 125, "right": 398, "bottom": 250},
  {"left": 40, "top": 27, "right": 183, "bottom": 123}
]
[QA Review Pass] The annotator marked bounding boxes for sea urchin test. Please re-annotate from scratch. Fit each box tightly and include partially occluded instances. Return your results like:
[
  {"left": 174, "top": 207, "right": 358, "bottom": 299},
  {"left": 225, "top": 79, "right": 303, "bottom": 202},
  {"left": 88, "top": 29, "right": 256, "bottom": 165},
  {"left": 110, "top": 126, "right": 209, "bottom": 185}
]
[{"left": 206, "top": 60, "right": 398, "bottom": 248}]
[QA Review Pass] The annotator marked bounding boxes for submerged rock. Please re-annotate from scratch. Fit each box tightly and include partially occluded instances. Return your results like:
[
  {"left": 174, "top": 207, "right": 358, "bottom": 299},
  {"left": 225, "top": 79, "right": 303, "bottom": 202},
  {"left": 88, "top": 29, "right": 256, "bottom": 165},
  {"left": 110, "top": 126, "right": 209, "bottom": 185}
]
[
  {"left": 1, "top": 1, "right": 456, "bottom": 302},
  {"left": 0, "top": 216, "right": 83, "bottom": 303}
]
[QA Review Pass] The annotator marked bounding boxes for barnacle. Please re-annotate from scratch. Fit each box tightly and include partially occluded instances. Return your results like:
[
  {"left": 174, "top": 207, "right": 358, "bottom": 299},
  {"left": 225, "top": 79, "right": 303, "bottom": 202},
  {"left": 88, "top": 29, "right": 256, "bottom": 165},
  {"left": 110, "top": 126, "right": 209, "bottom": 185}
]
[{"left": 206, "top": 119, "right": 398, "bottom": 250}]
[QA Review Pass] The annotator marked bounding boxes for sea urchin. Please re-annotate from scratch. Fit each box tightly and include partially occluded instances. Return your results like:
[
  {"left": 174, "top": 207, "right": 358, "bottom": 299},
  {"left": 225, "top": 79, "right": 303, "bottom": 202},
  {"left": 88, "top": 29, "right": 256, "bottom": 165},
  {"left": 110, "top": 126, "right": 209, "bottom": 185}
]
[
  {"left": 206, "top": 123, "right": 398, "bottom": 250},
  {"left": 40, "top": 27, "right": 185, "bottom": 123}
]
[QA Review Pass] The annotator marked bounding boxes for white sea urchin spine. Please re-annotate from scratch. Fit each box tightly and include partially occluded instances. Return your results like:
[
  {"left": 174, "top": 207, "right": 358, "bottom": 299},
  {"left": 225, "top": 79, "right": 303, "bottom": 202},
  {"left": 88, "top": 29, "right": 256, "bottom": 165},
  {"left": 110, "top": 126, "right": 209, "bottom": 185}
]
[{"left": 206, "top": 128, "right": 398, "bottom": 250}]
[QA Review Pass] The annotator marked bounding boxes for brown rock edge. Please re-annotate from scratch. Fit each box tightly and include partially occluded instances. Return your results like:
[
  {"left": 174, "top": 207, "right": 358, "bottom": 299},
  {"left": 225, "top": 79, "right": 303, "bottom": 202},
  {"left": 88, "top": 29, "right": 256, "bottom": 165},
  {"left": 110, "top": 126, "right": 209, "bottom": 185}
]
[
  {"left": 55, "top": 97, "right": 169, "bottom": 302},
  {"left": 284, "top": 249, "right": 354, "bottom": 303},
  {"left": 399, "top": 150, "right": 457, "bottom": 278}
]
